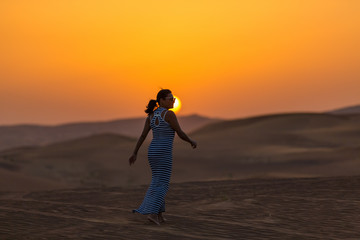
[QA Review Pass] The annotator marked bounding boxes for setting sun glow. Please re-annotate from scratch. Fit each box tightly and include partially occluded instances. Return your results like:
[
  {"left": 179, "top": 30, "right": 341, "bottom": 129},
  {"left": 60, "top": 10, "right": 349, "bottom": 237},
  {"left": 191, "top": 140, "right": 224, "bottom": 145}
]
[
  {"left": 171, "top": 96, "right": 182, "bottom": 114},
  {"left": 0, "top": 0, "right": 359, "bottom": 125}
]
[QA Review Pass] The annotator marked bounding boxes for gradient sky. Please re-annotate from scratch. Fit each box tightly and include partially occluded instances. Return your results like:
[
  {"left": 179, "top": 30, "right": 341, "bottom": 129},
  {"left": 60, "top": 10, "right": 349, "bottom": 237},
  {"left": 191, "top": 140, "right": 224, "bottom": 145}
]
[{"left": 1, "top": 0, "right": 359, "bottom": 125}]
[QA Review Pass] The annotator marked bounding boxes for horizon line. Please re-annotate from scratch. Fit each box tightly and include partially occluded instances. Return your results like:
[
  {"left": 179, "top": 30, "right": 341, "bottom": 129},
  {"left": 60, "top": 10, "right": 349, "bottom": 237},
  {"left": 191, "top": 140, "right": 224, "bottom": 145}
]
[{"left": 1, "top": 108, "right": 352, "bottom": 127}]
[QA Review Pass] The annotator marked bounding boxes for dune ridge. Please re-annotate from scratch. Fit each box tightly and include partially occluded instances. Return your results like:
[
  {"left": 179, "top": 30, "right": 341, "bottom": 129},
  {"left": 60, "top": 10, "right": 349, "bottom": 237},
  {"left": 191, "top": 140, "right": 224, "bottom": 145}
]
[
  {"left": 326, "top": 103, "right": 360, "bottom": 114},
  {"left": 1, "top": 112, "right": 359, "bottom": 191},
  {"left": 0, "top": 114, "right": 219, "bottom": 151}
]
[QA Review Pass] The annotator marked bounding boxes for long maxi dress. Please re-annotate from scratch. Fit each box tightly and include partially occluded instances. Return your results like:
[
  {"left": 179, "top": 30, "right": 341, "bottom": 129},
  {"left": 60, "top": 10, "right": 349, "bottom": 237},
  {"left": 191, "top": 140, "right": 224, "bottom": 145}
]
[{"left": 133, "top": 107, "right": 175, "bottom": 214}]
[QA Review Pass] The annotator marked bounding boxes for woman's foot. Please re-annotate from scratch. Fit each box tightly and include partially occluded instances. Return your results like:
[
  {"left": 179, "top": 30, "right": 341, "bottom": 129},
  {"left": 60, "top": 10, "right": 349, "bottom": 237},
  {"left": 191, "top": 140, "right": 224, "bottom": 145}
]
[
  {"left": 158, "top": 213, "right": 167, "bottom": 223},
  {"left": 147, "top": 214, "right": 160, "bottom": 225}
]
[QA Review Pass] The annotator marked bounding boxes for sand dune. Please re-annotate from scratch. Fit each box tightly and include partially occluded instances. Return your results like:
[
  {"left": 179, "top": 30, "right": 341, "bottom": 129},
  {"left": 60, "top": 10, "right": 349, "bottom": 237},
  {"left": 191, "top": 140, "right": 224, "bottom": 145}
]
[
  {"left": 1, "top": 112, "right": 360, "bottom": 192},
  {"left": 327, "top": 104, "right": 360, "bottom": 114},
  {"left": 1, "top": 176, "right": 360, "bottom": 239},
  {"left": 0, "top": 114, "right": 219, "bottom": 151},
  {"left": 0, "top": 168, "right": 66, "bottom": 192},
  {"left": 174, "top": 113, "right": 360, "bottom": 179},
  {"left": 0, "top": 133, "right": 145, "bottom": 191}
]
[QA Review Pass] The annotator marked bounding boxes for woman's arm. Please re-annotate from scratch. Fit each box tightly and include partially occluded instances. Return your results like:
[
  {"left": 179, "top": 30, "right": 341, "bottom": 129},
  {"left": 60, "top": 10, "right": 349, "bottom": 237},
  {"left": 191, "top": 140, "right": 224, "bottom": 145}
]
[
  {"left": 129, "top": 116, "right": 151, "bottom": 165},
  {"left": 166, "top": 110, "right": 197, "bottom": 148}
]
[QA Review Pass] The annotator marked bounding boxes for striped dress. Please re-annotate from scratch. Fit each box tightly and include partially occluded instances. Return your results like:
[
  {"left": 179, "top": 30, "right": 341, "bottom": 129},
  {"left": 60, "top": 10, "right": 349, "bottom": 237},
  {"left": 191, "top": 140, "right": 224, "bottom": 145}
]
[{"left": 133, "top": 107, "right": 175, "bottom": 214}]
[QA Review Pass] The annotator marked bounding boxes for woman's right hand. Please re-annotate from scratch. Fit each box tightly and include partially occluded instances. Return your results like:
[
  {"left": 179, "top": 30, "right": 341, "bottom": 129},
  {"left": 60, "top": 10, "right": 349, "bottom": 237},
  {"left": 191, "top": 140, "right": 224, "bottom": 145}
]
[
  {"left": 129, "top": 154, "right": 137, "bottom": 166},
  {"left": 190, "top": 140, "right": 197, "bottom": 149}
]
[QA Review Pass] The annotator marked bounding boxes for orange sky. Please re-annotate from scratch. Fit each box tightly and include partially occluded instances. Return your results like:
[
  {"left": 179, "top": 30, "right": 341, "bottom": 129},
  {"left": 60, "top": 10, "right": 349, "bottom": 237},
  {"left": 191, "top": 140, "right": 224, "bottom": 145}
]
[{"left": 1, "top": 0, "right": 359, "bottom": 125}]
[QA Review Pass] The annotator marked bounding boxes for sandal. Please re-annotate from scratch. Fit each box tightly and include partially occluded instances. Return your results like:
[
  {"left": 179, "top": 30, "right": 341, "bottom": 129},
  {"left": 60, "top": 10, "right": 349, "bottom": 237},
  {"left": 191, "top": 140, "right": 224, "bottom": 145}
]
[{"left": 147, "top": 215, "right": 160, "bottom": 225}]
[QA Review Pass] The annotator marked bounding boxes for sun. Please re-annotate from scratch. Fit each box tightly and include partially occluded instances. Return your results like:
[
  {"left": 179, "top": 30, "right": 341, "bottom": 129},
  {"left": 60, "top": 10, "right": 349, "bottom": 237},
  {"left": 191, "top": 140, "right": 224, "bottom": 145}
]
[{"left": 171, "top": 95, "right": 182, "bottom": 113}]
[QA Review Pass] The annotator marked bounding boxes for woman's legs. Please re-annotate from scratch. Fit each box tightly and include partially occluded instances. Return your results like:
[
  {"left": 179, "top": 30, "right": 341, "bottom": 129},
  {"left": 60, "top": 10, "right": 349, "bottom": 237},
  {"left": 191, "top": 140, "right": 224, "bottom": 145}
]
[
  {"left": 158, "top": 212, "right": 167, "bottom": 223},
  {"left": 143, "top": 148, "right": 172, "bottom": 225},
  {"left": 147, "top": 212, "right": 167, "bottom": 225},
  {"left": 147, "top": 214, "right": 160, "bottom": 225}
]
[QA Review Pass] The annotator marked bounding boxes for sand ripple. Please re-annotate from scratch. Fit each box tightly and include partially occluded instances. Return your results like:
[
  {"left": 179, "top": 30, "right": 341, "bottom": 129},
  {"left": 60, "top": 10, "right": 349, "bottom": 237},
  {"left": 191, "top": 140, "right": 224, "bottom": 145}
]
[{"left": 1, "top": 176, "right": 360, "bottom": 239}]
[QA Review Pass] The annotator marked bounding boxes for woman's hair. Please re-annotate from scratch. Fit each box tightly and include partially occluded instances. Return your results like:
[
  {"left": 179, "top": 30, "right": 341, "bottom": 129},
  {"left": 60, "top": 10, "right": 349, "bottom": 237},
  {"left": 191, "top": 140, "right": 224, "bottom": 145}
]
[{"left": 145, "top": 89, "right": 172, "bottom": 115}]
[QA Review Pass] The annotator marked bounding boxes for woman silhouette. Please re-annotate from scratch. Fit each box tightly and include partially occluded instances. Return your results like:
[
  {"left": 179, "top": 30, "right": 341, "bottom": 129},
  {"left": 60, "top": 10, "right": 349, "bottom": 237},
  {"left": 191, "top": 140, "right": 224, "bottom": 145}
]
[{"left": 129, "top": 89, "right": 197, "bottom": 225}]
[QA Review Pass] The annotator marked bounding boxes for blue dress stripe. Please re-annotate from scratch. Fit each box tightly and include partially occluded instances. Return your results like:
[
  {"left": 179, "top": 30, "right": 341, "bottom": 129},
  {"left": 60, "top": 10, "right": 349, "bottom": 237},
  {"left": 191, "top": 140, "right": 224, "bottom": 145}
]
[{"left": 133, "top": 107, "right": 175, "bottom": 214}]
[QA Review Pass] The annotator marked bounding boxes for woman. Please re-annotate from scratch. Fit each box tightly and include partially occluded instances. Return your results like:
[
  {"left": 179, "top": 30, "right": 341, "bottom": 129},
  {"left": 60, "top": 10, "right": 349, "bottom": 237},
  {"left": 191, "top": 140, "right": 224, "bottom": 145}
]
[{"left": 129, "top": 89, "right": 197, "bottom": 225}]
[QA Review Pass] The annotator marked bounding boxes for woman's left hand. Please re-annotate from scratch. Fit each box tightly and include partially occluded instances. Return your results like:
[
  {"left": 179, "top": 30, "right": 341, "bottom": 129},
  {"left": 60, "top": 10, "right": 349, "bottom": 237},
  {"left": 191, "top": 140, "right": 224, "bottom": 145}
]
[
  {"left": 129, "top": 154, "right": 137, "bottom": 166},
  {"left": 190, "top": 140, "right": 197, "bottom": 149}
]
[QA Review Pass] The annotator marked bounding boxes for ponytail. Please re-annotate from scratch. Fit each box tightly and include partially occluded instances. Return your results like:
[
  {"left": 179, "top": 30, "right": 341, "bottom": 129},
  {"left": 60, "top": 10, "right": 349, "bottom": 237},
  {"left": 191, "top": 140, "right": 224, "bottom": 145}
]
[
  {"left": 145, "top": 89, "right": 172, "bottom": 115},
  {"left": 145, "top": 99, "right": 158, "bottom": 115}
]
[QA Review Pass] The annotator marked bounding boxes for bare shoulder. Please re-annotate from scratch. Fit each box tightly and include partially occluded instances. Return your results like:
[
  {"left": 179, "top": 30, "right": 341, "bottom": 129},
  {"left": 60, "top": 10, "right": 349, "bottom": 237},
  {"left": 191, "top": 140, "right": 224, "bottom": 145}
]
[
  {"left": 166, "top": 110, "right": 176, "bottom": 116},
  {"left": 165, "top": 110, "right": 176, "bottom": 120},
  {"left": 165, "top": 110, "right": 182, "bottom": 131}
]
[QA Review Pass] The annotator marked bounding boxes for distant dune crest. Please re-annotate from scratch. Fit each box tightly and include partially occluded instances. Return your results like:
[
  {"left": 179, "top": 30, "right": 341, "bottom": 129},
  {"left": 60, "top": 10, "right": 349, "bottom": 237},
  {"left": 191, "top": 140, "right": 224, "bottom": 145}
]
[
  {"left": 1, "top": 106, "right": 360, "bottom": 191},
  {"left": 327, "top": 104, "right": 360, "bottom": 114},
  {"left": 0, "top": 114, "right": 220, "bottom": 151}
]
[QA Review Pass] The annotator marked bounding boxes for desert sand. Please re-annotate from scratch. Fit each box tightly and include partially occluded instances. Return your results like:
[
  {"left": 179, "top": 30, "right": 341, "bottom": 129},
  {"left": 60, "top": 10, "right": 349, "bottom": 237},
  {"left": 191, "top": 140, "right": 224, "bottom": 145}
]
[
  {"left": 1, "top": 176, "right": 360, "bottom": 239},
  {"left": 1, "top": 110, "right": 360, "bottom": 238}
]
